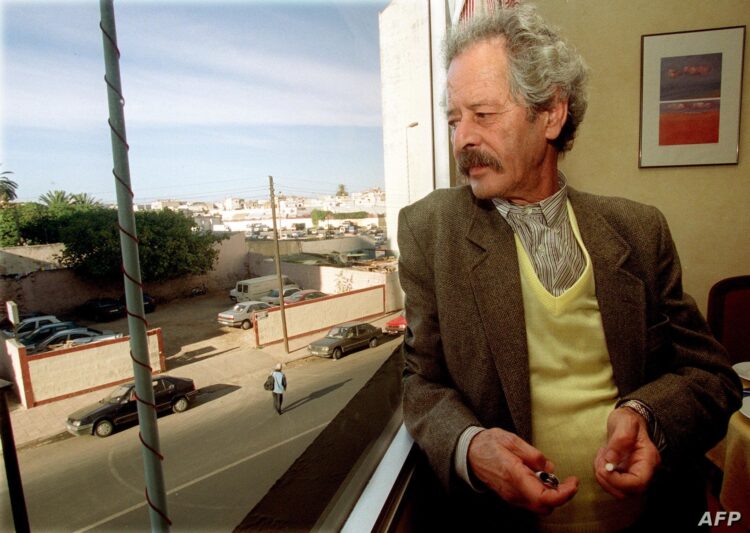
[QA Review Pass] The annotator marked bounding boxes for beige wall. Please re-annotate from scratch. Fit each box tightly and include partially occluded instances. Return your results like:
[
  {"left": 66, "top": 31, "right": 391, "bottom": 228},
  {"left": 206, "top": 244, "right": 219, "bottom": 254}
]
[
  {"left": 4, "top": 329, "right": 165, "bottom": 408},
  {"left": 0, "top": 243, "right": 64, "bottom": 275},
  {"left": 255, "top": 286, "right": 386, "bottom": 346},
  {"left": 249, "top": 253, "right": 404, "bottom": 312},
  {"left": 532, "top": 0, "right": 749, "bottom": 312}
]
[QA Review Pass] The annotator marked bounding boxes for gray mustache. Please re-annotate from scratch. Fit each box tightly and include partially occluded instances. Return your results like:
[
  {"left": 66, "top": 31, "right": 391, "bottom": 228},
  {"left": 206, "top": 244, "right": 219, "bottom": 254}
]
[{"left": 456, "top": 149, "right": 503, "bottom": 177}]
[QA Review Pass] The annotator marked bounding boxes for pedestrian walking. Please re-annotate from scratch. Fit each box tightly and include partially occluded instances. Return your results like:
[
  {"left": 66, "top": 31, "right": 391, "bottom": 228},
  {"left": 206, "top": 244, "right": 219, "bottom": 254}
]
[{"left": 271, "top": 363, "right": 286, "bottom": 414}]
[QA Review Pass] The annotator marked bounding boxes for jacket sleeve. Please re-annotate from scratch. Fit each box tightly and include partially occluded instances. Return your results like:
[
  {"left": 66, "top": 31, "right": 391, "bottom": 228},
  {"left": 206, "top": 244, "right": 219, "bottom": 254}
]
[
  {"left": 619, "top": 208, "right": 742, "bottom": 465},
  {"left": 398, "top": 206, "right": 483, "bottom": 490}
]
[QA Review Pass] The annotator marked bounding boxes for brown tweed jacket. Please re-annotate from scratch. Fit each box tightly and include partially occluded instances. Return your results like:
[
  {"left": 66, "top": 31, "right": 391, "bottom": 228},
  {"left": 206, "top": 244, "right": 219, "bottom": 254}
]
[{"left": 398, "top": 185, "right": 741, "bottom": 497}]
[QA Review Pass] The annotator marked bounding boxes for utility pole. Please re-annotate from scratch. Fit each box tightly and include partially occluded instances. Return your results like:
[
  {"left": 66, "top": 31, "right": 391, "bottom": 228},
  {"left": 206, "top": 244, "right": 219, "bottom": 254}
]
[
  {"left": 100, "top": 2, "right": 169, "bottom": 530},
  {"left": 269, "top": 176, "right": 290, "bottom": 353}
]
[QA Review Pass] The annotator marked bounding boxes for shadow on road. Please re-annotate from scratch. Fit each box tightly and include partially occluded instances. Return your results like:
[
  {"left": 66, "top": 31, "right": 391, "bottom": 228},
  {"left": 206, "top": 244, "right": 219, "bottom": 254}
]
[
  {"left": 193, "top": 383, "right": 242, "bottom": 407},
  {"left": 167, "top": 345, "right": 240, "bottom": 369},
  {"left": 282, "top": 379, "right": 352, "bottom": 414}
]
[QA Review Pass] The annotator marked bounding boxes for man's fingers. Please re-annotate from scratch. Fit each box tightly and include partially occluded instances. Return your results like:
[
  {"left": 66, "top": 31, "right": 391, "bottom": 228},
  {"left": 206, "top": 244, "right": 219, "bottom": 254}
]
[
  {"left": 539, "top": 476, "right": 579, "bottom": 507},
  {"left": 515, "top": 471, "right": 579, "bottom": 514},
  {"left": 500, "top": 431, "right": 550, "bottom": 471},
  {"left": 468, "top": 428, "right": 581, "bottom": 514},
  {"left": 594, "top": 445, "right": 654, "bottom": 498},
  {"left": 603, "top": 427, "right": 636, "bottom": 466}
]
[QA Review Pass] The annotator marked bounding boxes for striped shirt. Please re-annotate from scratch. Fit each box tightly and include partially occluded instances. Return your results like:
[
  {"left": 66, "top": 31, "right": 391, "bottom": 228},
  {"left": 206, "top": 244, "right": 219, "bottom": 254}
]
[
  {"left": 491, "top": 175, "right": 666, "bottom": 449},
  {"left": 455, "top": 176, "right": 667, "bottom": 489},
  {"left": 492, "top": 175, "right": 585, "bottom": 295}
]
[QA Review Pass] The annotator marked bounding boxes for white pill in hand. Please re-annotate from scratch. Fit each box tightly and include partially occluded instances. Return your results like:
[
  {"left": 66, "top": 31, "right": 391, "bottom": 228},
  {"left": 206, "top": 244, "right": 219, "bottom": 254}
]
[{"left": 605, "top": 462, "right": 615, "bottom": 472}]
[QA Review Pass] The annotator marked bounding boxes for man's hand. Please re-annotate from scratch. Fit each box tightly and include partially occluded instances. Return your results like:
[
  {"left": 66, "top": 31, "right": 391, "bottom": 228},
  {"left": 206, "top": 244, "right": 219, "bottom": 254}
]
[
  {"left": 595, "top": 407, "right": 661, "bottom": 499},
  {"left": 467, "top": 428, "right": 579, "bottom": 515}
]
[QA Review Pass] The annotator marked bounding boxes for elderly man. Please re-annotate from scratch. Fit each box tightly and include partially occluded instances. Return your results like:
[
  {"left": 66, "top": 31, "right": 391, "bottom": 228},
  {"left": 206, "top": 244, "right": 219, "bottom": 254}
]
[{"left": 397, "top": 4, "right": 741, "bottom": 531}]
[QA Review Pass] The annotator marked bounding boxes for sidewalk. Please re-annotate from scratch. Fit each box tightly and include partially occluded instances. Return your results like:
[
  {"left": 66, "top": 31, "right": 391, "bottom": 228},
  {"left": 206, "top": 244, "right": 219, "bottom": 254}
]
[{"left": 6, "top": 312, "right": 400, "bottom": 450}]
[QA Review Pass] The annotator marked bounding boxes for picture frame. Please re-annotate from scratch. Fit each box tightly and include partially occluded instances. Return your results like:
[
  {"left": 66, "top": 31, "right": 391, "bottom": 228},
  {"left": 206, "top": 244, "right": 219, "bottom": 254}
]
[{"left": 639, "top": 26, "right": 745, "bottom": 168}]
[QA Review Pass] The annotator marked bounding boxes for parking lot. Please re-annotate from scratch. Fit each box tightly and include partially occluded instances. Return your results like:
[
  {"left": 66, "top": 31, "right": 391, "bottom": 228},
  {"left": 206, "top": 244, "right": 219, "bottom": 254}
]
[{"left": 81, "top": 290, "right": 260, "bottom": 369}]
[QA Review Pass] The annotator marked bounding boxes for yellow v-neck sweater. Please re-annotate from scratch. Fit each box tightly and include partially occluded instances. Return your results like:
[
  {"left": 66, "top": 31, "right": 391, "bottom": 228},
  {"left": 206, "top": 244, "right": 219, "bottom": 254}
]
[{"left": 518, "top": 204, "right": 643, "bottom": 532}]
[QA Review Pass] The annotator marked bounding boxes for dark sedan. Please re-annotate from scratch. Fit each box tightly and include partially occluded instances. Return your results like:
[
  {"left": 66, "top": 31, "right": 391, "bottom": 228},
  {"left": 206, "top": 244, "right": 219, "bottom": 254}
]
[
  {"left": 78, "top": 298, "right": 125, "bottom": 322},
  {"left": 119, "top": 293, "right": 157, "bottom": 314},
  {"left": 66, "top": 375, "right": 197, "bottom": 437},
  {"left": 308, "top": 321, "right": 382, "bottom": 360}
]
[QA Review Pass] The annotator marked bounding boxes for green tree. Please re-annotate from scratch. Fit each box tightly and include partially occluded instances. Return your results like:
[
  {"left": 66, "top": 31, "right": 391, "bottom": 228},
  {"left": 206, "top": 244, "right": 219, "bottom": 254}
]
[
  {"left": 335, "top": 184, "right": 348, "bottom": 197},
  {"left": 0, "top": 203, "right": 49, "bottom": 246},
  {"left": 70, "top": 192, "right": 102, "bottom": 207},
  {"left": 311, "top": 209, "right": 333, "bottom": 226},
  {"left": 57, "top": 207, "right": 226, "bottom": 282},
  {"left": 0, "top": 164, "right": 18, "bottom": 205},
  {"left": 39, "top": 190, "right": 73, "bottom": 210},
  {"left": 311, "top": 209, "right": 369, "bottom": 226},
  {"left": 56, "top": 208, "right": 121, "bottom": 278}
]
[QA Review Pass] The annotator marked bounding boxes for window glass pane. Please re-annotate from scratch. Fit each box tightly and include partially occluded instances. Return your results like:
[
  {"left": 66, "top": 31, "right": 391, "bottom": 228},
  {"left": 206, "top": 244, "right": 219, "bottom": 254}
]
[{"left": 3, "top": 1, "right": 405, "bottom": 531}]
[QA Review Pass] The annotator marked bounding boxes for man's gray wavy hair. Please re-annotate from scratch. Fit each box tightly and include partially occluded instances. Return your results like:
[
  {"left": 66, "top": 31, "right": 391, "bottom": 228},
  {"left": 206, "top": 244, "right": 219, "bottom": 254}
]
[{"left": 444, "top": 4, "right": 588, "bottom": 152}]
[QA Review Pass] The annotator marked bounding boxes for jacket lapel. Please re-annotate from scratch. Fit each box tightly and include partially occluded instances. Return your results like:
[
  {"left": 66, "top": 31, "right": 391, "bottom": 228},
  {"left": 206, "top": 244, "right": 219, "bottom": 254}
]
[
  {"left": 465, "top": 199, "right": 532, "bottom": 441},
  {"left": 569, "top": 191, "right": 646, "bottom": 395},
  {"left": 461, "top": 190, "right": 648, "bottom": 439}
]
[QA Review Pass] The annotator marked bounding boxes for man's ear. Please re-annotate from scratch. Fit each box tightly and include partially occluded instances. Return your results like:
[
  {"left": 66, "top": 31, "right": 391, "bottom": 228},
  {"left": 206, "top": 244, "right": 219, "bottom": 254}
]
[{"left": 544, "top": 97, "right": 569, "bottom": 141}]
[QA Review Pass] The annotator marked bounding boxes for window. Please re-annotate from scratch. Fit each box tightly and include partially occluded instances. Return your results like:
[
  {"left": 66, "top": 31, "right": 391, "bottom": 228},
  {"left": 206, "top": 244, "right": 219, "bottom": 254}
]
[{"left": 3, "top": 1, "right": 416, "bottom": 531}]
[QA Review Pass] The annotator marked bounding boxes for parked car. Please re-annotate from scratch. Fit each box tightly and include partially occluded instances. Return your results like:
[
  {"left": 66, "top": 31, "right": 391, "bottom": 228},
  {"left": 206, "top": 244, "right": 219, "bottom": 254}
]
[
  {"left": 0, "top": 311, "right": 46, "bottom": 333},
  {"left": 118, "top": 293, "right": 157, "bottom": 314},
  {"left": 308, "top": 321, "right": 382, "bottom": 360},
  {"left": 2, "top": 315, "right": 61, "bottom": 338},
  {"left": 285, "top": 290, "right": 327, "bottom": 304},
  {"left": 26, "top": 327, "right": 120, "bottom": 355},
  {"left": 229, "top": 274, "right": 295, "bottom": 303},
  {"left": 217, "top": 301, "right": 272, "bottom": 330},
  {"left": 383, "top": 313, "right": 407, "bottom": 335},
  {"left": 19, "top": 321, "right": 80, "bottom": 347},
  {"left": 78, "top": 298, "right": 126, "bottom": 322},
  {"left": 66, "top": 375, "right": 198, "bottom": 438},
  {"left": 261, "top": 286, "right": 302, "bottom": 305}
]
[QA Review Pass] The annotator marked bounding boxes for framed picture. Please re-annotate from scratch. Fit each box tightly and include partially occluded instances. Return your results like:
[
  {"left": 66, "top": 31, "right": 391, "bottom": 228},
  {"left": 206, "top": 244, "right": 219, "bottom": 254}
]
[{"left": 639, "top": 26, "right": 745, "bottom": 167}]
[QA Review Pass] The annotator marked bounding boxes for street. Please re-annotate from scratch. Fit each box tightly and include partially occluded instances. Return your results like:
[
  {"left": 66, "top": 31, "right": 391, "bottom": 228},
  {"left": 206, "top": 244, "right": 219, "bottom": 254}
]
[{"left": 1, "top": 337, "right": 400, "bottom": 532}]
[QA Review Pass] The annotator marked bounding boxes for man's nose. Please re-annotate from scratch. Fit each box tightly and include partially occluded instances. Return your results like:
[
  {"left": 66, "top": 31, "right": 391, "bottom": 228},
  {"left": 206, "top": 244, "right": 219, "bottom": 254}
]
[{"left": 452, "top": 118, "right": 480, "bottom": 153}]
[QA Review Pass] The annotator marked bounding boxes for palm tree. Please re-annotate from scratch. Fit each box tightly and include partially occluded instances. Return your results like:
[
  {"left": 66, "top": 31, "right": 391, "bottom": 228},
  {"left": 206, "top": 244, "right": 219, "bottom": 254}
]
[
  {"left": 70, "top": 192, "right": 102, "bottom": 207},
  {"left": 39, "top": 190, "right": 73, "bottom": 209},
  {"left": 0, "top": 164, "right": 18, "bottom": 205}
]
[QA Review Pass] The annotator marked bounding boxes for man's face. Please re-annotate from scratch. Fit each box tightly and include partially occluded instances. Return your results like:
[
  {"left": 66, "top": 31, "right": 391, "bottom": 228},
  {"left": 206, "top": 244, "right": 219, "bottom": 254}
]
[{"left": 446, "top": 37, "right": 563, "bottom": 203}]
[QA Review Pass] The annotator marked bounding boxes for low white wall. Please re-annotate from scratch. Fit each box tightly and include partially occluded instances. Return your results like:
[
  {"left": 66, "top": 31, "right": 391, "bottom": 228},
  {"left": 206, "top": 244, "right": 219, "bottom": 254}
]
[
  {"left": 0, "top": 243, "right": 65, "bottom": 275},
  {"left": 2, "top": 339, "right": 29, "bottom": 405},
  {"left": 248, "top": 255, "right": 404, "bottom": 312},
  {"left": 4, "top": 329, "right": 165, "bottom": 408},
  {"left": 255, "top": 286, "right": 386, "bottom": 346}
]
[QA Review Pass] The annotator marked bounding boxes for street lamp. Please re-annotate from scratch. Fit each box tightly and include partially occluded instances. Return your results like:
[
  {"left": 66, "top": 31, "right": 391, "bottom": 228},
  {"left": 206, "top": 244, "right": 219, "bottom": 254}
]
[{"left": 405, "top": 122, "right": 419, "bottom": 204}]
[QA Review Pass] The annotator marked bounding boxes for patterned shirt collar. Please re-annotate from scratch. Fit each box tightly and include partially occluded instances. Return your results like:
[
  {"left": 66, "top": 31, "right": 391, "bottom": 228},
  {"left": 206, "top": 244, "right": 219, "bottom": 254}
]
[{"left": 492, "top": 172, "right": 569, "bottom": 228}]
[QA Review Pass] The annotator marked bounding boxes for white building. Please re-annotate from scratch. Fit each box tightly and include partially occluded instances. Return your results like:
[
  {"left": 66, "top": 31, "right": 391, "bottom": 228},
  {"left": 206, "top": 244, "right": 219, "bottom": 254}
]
[
  {"left": 352, "top": 188, "right": 386, "bottom": 213},
  {"left": 379, "top": 0, "right": 453, "bottom": 252},
  {"left": 150, "top": 199, "right": 183, "bottom": 211},
  {"left": 223, "top": 197, "right": 244, "bottom": 211}
]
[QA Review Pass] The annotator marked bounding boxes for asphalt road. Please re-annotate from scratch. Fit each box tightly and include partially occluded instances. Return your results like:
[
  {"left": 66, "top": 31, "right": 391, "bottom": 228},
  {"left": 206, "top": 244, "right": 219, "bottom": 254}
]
[{"left": 0, "top": 337, "right": 399, "bottom": 532}]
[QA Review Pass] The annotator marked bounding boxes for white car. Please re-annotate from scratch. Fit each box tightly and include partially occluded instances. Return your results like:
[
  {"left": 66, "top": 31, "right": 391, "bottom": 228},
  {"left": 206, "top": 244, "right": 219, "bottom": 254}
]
[
  {"left": 261, "top": 286, "right": 301, "bottom": 305},
  {"left": 217, "top": 301, "right": 272, "bottom": 330},
  {"left": 26, "top": 328, "right": 121, "bottom": 354},
  {"left": 2, "top": 315, "right": 61, "bottom": 338}
]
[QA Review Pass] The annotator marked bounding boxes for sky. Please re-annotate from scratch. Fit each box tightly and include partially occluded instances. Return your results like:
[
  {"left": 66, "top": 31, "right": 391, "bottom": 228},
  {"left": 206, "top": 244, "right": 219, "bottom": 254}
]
[{"left": 1, "top": 0, "right": 389, "bottom": 204}]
